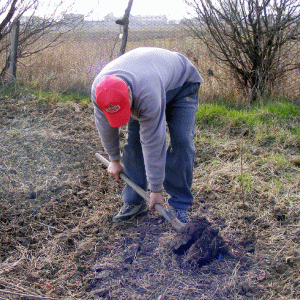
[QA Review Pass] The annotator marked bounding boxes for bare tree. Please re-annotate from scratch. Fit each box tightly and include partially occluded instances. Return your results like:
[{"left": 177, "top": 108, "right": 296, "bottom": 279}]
[
  {"left": 184, "top": 0, "right": 300, "bottom": 102},
  {"left": 116, "top": 0, "right": 134, "bottom": 56},
  {"left": 0, "top": 0, "right": 75, "bottom": 80}
]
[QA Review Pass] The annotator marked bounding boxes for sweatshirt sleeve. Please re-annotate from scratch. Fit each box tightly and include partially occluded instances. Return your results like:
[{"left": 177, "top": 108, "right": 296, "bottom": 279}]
[
  {"left": 137, "top": 91, "right": 167, "bottom": 192},
  {"left": 93, "top": 101, "right": 121, "bottom": 161}
]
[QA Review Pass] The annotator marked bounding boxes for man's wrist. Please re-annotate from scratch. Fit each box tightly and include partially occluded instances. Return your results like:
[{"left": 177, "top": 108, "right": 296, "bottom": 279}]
[
  {"left": 149, "top": 190, "right": 162, "bottom": 194},
  {"left": 111, "top": 159, "right": 121, "bottom": 163}
]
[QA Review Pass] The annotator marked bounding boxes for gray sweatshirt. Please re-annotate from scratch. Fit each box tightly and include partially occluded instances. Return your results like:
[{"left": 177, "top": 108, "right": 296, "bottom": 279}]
[{"left": 91, "top": 47, "right": 203, "bottom": 191}]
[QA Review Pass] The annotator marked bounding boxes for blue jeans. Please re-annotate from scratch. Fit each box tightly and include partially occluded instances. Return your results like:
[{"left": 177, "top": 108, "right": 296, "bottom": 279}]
[{"left": 122, "top": 82, "right": 200, "bottom": 210}]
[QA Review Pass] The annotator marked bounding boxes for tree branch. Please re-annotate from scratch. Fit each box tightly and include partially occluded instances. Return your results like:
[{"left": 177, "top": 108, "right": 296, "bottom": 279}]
[{"left": 0, "top": 0, "right": 17, "bottom": 39}]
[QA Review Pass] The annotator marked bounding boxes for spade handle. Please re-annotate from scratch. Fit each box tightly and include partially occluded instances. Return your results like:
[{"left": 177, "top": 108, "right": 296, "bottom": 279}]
[{"left": 95, "top": 153, "right": 185, "bottom": 232}]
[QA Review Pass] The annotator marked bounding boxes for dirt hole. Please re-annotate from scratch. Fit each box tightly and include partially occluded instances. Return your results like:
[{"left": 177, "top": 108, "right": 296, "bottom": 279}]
[{"left": 168, "top": 217, "right": 228, "bottom": 268}]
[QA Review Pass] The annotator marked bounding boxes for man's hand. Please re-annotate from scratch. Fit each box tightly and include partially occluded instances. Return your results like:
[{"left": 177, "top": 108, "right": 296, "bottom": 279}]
[
  {"left": 107, "top": 159, "right": 123, "bottom": 181},
  {"left": 149, "top": 192, "right": 165, "bottom": 210}
]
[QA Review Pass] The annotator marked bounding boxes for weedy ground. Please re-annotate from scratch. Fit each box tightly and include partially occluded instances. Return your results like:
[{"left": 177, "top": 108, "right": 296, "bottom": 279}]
[{"left": 0, "top": 92, "right": 299, "bottom": 299}]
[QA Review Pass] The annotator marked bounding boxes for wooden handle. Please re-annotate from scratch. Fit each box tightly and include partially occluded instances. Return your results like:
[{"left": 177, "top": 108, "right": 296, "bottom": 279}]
[{"left": 95, "top": 153, "right": 185, "bottom": 232}]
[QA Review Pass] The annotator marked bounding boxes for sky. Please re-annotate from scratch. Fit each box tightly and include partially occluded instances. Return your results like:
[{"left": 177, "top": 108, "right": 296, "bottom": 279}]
[{"left": 70, "top": 0, "right": 191, "bottom": 21}]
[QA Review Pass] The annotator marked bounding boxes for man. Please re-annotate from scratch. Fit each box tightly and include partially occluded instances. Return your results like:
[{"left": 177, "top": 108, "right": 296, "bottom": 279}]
[{"left": 91, "top": 47, "right": 203, "bottom": 224}]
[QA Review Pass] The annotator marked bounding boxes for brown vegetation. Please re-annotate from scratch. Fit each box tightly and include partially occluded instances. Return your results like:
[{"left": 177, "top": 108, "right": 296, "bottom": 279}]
[
  {"left": 14, "top": 27, "right": 300, "bottom": 102},
  {"left": 0, "top": 98, "right": 299, "bottom": 299}
]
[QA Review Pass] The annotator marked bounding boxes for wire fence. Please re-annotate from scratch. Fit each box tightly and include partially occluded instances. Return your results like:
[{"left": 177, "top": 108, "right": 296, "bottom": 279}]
[
  {"left": 16, "top": 16, "right": 208, "bottom": 97},
  {"left": 1, "top": 13, "right": 300, "bottom": 102}
]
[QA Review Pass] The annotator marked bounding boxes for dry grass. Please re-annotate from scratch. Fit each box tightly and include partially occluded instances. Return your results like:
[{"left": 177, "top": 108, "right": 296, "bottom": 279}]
[
  {"left": 14, "top": 27, "right": 245, "bottom": 101},
  {"left": 12, "top": 26, "right": 299, "bottom": 103},
  {"left": 0, "top": 97, "right": 299, "bottom": 299},
  {"left": 0, "top": 24, "right": 298, "bottom": 103},
  {"left": 192, "top": 125, "right": 300, "bottom": 298}
]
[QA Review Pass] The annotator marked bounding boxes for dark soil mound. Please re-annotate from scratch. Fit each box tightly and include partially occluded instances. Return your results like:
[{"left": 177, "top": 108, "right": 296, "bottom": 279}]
[{"left": 170, "top": 217, "right": 227, "bottom": 268}]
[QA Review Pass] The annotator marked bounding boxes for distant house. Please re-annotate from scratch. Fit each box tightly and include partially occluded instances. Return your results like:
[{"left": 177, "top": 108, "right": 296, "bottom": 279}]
[
  {"left": 20, "top": 15, "right": 45, "bottom": 26},
  {"left": 103, "top": 13, "right": 116, "bottom": 23},
  {"left": 63, "top": 14, "right": 85, "bottom": 26},
  {"left": 20, "top": 13, "right": 172, "bottom": 31},
  {"left": 131, "top": 15, "right": 168, "bottom": 26}
]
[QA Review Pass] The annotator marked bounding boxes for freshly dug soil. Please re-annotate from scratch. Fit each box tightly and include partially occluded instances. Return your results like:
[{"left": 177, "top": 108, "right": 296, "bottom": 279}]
[{"left": 170, "top": 217, "right": 227, "bottom": 268}]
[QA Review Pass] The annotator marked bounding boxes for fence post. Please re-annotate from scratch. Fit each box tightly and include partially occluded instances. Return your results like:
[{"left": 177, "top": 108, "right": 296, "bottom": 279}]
[{"left": 9, "top": 19, "right": 20, "bottom": 83}]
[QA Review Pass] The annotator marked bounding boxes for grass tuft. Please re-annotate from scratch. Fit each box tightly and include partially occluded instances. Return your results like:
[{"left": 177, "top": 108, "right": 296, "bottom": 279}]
[{"left": 196, "top": 99, "right": 300, "bottom": 149}]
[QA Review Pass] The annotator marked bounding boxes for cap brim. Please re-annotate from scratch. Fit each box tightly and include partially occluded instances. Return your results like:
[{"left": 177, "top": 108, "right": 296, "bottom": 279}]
[{"left": 104, "top": 106, "right": 131, "bottom": 128}]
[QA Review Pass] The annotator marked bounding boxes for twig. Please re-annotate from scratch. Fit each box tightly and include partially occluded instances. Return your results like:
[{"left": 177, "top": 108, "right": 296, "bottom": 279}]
[
  {"left": 0, "top": 255, "right": 25, "bottom": 275},
  {"left": 0, "top": 277, "right": 40, "bottom": 296},
  {"left": 35, "top": 221, "right": 63, "bottom": 233},
  {"left": 240, "top": 137, "right": 245, "bottom": 204},
  {"left": 0, "top": 289, "right": 59, "bottom": 300}
]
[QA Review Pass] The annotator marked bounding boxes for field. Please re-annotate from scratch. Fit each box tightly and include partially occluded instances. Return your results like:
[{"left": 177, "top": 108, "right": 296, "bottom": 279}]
[
  {"left": 0, "top": 92, "right": 299, "bottom": 299},
  {"left": 0, "top": 26, "right": 300, "bottom": 299}
]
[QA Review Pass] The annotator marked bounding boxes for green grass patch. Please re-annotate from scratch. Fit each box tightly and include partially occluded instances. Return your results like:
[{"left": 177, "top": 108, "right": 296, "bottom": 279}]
[
  {"left": 263, "top": 100, "right": 300, "bottom": 119},
  {"left": 261, "top": 153, "right": 292, "bottom": 168},
  {"left": 197, "top": 100, "right": 300, "bottom": 127},
  {"left": 0, "top": 82, "right": 90, "bottom": 105},
  {"left": 35, "top": 89, "right": 90, "bottom": 104},
  {"left": 236, "top": 172, "right": 253, "bottom": 192},
  {"left": 196, "top": 99, "right": 300, "bottom": 148}
]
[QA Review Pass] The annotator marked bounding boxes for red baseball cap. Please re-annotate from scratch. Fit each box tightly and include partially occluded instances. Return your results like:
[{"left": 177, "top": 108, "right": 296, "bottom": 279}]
[{"left": 95, "top": 75, "right": 130, "bottom": 128}]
